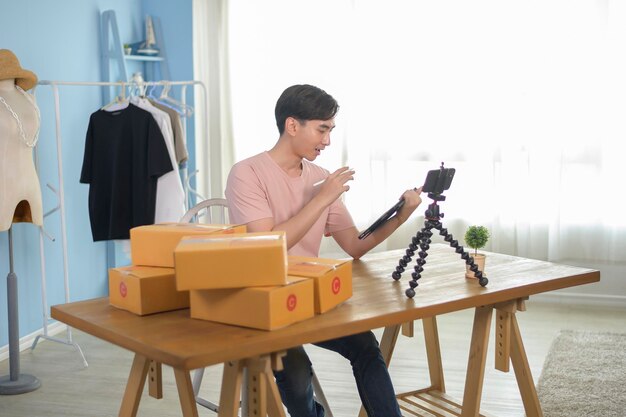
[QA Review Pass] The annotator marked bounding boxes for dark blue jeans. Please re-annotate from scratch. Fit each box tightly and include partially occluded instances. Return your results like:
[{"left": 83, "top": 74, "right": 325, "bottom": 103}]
[{"left": 273, "top": 331, "right": 402, "bottom": 417}]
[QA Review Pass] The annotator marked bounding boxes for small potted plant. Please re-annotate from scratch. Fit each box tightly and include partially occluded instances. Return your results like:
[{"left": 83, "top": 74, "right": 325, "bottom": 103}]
[
  {"left": 123, "top": 43, "right": 133, "bottom": 55},
  {"left": 464, "top": 225, "right": 490, "bottom": 279}
]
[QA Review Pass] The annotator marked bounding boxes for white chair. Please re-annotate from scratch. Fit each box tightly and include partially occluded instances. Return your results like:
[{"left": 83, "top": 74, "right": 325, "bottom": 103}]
[
  {"left": 184, "top": 198, "right": 333, "bottom": 416},
  {"left": 180, "top": 197, "right": 229, "bottom": 224}
]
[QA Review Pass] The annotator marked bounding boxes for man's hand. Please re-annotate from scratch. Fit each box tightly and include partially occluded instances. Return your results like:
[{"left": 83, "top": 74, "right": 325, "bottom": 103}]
[
  {"left": 395, "top": 187, "right": 422, "bottom": 224},
  {"left": 315, "top": 166, "right": 355, "bottom": 206}
]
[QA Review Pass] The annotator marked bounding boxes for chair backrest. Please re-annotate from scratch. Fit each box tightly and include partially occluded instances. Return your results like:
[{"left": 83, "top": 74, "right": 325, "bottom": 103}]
[{"left": 180, "top": 198, "right": 229, "bottom": 224}]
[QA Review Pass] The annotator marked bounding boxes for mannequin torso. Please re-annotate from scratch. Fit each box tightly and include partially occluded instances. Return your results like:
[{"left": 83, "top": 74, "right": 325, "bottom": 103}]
[{"left": 0, "top": 78, "right": 43, "bottom": 231}]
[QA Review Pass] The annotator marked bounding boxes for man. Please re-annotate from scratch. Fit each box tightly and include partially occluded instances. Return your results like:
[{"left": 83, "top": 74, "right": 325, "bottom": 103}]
[{"left": 225, "top": 84, "right": 422, "bottom": 417}]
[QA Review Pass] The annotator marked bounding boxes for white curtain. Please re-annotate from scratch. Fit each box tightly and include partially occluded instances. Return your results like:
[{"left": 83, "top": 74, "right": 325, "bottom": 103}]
[
  {"left": 192, "top": 0, "right": 235, "bottom": 200},
  {"left": 201, "top": 0, "right": 626, "bottom": 297}
]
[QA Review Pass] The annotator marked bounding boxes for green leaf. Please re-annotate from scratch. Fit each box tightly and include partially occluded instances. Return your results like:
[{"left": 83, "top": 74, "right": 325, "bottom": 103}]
[{"left": 464, "top": 225, "right": 490, "bottom": 255}]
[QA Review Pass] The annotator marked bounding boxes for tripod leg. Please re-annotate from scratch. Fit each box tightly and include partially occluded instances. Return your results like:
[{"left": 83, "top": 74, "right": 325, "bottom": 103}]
[
  {"left": 392, "top": 230, "right": 425, "bottom": 280},
  {"left": 438, "top": 227, "right": 488, "bottom": 287},
  {"left": 405, "top": 221, "right": 437, "bottom": 298}
]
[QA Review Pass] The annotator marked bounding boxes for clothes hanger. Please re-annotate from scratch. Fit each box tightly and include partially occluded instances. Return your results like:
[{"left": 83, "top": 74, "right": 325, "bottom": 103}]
[
  {"left": 128, "top": 72, "right": 148, "bottom": 101},
  {"left": 154, "top": 81, "right": 194, "bottom": 117},
  {"left": 101, "top": 83, "right": 129, "bottom": 110},
  {"left": 146, "top": 83, "right": 174, "bottom": 110},
  {"left": 147, "top": 83, "right": 159, "bottom": 100}
]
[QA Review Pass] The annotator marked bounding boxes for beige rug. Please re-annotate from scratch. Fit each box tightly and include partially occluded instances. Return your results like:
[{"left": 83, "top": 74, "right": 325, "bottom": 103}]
[{"left": 537, "top": 330, "right": 626, "bottom": 417}]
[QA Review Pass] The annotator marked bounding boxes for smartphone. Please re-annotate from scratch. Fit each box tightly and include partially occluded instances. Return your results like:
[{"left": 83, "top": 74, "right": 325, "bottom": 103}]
[{"left": 423, "top": 167, "right": 455, "bottom": 194}]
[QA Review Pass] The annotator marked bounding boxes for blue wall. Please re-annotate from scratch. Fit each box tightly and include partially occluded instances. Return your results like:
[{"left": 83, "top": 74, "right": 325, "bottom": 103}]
[{"left": 0, "top": 0, "right": 193, "bottom": 348}]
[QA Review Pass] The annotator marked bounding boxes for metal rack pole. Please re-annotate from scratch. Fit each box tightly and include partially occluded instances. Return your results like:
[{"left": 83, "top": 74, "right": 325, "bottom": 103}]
[{"left": 31, "top": 83, "right": 87, "bottom": 367}]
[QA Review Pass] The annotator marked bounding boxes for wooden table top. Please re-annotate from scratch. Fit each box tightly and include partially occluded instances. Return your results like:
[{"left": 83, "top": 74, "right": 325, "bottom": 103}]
[{"left": 51, "top": 245, "right": 599, "bottom": 370}]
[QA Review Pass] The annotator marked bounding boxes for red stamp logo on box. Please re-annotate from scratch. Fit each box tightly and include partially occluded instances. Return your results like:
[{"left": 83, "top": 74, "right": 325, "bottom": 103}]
[
  {"left": 119, "top": 282, "right": 128, "bottom": 298},
  {"left": 286, "top": 294, "right": 297, "bottom": 311},
  {"left": 332, "top": 277, "right": 341, "bottom": 295}
]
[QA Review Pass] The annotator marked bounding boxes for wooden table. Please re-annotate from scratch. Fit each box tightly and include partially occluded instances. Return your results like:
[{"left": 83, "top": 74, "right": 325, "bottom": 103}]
[{"left": 51, "top": 245, "right": 599, "bottom": 417}]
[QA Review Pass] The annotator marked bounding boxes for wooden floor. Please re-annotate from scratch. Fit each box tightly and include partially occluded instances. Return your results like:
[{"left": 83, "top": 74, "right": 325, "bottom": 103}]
[{"left": 1, "top": 300, "right": 624, "bottom": 417}]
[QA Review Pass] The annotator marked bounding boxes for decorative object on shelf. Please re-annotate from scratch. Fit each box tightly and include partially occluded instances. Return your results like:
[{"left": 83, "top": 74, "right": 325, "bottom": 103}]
[
  {"left": 464, "top": 225, "right": 490, "bottom": 279},
  {"left": 136, "top": 15, "right": 159, "bottom": 56},
  {"left": 123, "top": 43, "right": 132, "bottom": 55}
]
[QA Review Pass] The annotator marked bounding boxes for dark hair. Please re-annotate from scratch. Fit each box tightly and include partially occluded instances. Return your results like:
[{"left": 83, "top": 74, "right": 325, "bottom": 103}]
[{"left": 274, "top": 84, "right": 339, "bottom": 134}]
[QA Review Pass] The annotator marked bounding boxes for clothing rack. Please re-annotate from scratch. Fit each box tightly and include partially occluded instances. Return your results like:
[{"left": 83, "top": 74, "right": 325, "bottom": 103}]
[{"left": 31, "top": 79, "right": 208, "bottom": 365}]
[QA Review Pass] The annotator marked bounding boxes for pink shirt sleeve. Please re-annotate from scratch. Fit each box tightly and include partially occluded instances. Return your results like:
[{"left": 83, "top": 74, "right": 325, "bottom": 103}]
[{"left": 225, "top": 160, "right": 274, "bottom": 225}]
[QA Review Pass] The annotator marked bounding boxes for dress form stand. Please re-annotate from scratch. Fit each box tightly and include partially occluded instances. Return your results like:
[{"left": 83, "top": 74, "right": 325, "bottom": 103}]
[
  {"left": 0, "top": 227, "right": 41, "bottom": 394},
  {"left": 0, "top": 74, "right": 43, "bottom": 394}
]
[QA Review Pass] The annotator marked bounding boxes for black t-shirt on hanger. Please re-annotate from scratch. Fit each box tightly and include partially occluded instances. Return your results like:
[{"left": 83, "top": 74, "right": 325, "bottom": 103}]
[{"left": 80, "top": 103, "right": 173, "bottom": 241}]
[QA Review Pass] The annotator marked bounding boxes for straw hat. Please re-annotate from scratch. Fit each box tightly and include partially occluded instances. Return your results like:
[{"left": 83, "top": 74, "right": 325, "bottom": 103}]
[{"left": 0, "top": 49, "right": 38, "bottom": 91}]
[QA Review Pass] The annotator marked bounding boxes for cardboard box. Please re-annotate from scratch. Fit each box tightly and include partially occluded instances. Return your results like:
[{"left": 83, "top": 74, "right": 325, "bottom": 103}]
[
  {"left": 190, "top": 276, "right": 314, "bottom": 330},
  {"left": 174, "top": 231, "right": 288, "bottom": 290},
  {"left": 288, "top": 256, "right": 353, "bottom": 314},
  {"left": 130, "top": 223, "right": 247, "bottom": 268},
  {"left": 108, "top": 266, "right": 189, "bottom": 315}
]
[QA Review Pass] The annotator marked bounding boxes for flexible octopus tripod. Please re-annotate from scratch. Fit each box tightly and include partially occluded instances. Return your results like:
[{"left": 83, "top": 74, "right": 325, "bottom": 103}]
[{"left": 391, "top": 189, "right": 489, "bottom": 298}]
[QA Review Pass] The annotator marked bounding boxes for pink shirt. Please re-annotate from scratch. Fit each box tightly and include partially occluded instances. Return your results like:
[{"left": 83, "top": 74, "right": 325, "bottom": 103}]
[{"left": 225, "top": 152, "right": 354, "bottom": 257}]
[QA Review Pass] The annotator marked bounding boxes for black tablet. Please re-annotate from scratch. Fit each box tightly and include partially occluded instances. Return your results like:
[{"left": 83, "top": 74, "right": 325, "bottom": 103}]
[{"left": 358, "top": 199, "right": 405, "bottom": 240}]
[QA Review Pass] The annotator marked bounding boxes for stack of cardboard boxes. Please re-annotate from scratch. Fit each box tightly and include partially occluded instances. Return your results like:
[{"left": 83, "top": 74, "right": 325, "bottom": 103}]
[
  {"left": 108, "top": 223, "right": 353, "bottom": 330},
  {"left": 108, "top": 223, "right": 246, "bottom": 315}
]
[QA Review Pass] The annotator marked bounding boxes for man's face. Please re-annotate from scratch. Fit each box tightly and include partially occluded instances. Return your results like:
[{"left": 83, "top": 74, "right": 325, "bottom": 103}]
[{"left": 294, "top": 118, "right": 336, "bottom": 161}]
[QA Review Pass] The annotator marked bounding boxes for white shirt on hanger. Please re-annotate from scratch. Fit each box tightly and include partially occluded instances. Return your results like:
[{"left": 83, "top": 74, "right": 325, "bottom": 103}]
[{"left": 130, "top": 96, "right": 186, "bottom": 223}]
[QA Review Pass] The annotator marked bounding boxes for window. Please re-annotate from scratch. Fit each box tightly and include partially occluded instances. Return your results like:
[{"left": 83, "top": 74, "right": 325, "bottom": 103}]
[{"left": 225, "top": 0, "right": 625, "bottom": 264}]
